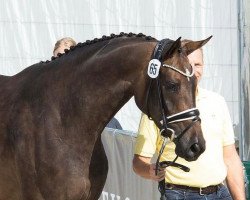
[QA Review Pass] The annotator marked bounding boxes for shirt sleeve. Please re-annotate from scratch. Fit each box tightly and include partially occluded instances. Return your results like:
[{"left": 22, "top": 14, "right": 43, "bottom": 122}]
[
  {"left": 134, "top": 113, "right": 159, "bottom": 157},
  {"left": 220, "top": 97, "right": 235, "bottom": 146}
]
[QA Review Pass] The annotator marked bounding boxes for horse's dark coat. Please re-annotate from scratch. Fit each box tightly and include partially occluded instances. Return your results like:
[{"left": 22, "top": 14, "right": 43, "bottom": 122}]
[{"left": 0, "top": 33, "right": 210, "bottom": 200}]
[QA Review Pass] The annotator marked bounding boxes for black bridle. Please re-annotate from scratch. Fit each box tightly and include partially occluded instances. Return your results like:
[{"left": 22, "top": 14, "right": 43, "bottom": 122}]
[{"left": 146, "top": 39, "right": 201, "bottom": 199}]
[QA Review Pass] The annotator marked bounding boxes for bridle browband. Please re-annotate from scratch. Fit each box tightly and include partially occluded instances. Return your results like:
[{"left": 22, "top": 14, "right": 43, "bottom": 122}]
[{"left": 146, "top": 39, "right": 201, "bottom": 199}]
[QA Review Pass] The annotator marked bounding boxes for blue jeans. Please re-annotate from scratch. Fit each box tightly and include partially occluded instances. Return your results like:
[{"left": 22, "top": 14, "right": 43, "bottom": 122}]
[{"left": 164, "top": 185, "right": 232, "bottom": 200}]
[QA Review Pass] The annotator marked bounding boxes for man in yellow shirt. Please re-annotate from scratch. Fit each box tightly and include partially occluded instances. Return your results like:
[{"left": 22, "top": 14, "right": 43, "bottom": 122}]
[{"left": 133, "top": 40, "right": 245, "bottom": 199}]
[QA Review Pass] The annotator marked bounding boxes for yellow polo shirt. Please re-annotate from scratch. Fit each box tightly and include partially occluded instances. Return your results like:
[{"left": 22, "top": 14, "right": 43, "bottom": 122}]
[{"left": 134, "top": 87, "right": 235, "bottom": 187}]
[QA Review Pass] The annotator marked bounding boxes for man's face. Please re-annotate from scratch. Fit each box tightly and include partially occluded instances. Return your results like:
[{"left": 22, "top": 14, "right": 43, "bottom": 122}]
[{"left": 187, "top": 49, "right": 204, "bottom": 82}]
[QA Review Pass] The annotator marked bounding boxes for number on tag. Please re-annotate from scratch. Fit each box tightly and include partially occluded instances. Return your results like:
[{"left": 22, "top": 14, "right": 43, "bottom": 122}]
[{"left": 147, "top": 59, "right": 161, "bottom": 78}]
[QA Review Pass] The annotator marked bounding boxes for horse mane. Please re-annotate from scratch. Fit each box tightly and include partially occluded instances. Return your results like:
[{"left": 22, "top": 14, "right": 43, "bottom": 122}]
[
  {"left": 0, "top": 33, "right": 156, "bottom": 79},
  {"left": 42, "top": 32, "right": 156, "bottom": 63}
]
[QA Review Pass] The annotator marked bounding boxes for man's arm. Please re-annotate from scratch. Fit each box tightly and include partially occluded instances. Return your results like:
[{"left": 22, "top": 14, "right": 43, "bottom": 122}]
[
  {"left": 224, "top": 144, "right": 246, "bottom": 200},
  {"left": 133, "top": 154, "right": 165, "bottom": 182}
]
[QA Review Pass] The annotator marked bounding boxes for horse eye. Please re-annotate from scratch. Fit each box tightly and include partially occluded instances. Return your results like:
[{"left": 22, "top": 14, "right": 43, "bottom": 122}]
[
  {"left": 178, "top": 48, "right": 182, "bottom": 53},
  {"left": 165, "top": 81, "right": 180, "bottom": 92}
]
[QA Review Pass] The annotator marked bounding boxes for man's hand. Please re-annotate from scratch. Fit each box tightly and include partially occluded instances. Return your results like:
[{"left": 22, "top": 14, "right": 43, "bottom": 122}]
[
  {"left": 149, "top": 163, "right": 166, "bottom": 181},
  {"left": 133, "top": 155, "right": 166, "bottom": 182}
]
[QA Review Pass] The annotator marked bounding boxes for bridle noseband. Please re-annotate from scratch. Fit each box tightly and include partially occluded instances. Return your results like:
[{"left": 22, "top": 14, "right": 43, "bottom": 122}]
[
  {"left": 160, "top": 108, "right": 200, "bottom": 141},
  {"left": 146, "top": 39, "right": 201, "bottom": 199}
]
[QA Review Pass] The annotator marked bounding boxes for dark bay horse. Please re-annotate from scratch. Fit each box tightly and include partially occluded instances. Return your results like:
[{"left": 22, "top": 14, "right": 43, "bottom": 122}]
[{"left": 0, "top": 33, "right": 210, "bottom": 200}]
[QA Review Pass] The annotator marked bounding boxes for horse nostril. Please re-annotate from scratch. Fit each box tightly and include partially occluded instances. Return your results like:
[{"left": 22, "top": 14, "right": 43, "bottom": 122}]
[{"left": 190, "top": 143, "right": 200, "bottom": 153}]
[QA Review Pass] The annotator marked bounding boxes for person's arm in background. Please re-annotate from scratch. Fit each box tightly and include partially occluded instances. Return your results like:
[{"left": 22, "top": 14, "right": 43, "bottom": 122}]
[
  {"left": 133, "top": 155, "right": 165, "bottom": 181},
  {"left": 224, "top": 144, "right": 246, "bottom": 200}
]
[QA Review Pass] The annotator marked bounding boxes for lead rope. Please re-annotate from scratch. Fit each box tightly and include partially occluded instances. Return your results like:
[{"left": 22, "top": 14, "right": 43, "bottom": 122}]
[{"left": 156, "top": 116, "right": 198, "bottom": 199}]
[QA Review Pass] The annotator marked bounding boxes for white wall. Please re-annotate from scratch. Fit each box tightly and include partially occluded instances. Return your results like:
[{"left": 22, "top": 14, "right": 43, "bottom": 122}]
[
  {"left": 0, "top": 0, "right": 239, "bottom": 133},
  {"left": 239, "top": 0, "right": 250, "bottom": 160}
]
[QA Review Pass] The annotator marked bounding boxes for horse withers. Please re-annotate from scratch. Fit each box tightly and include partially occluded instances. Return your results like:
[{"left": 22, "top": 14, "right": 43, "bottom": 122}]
[{"left": 0, "top": 33, "right": 211, "bottom": 200}]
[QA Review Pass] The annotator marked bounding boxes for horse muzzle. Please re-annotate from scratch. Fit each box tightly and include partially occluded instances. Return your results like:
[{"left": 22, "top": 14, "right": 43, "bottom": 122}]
[{"left": 175, "top": 130, "right": 206, "bottom": 161}]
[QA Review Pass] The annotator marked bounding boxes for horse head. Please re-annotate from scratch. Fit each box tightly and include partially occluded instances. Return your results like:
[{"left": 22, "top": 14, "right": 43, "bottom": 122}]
[{"left": 136, "top": 36, "right": 212, "bottom": 161}]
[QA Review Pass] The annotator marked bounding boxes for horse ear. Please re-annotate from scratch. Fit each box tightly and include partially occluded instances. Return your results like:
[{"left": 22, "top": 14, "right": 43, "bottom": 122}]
[
  {"left": 162, "top": 37, "right": 182, "bottom": 60},
  {"left": 183, "top": 36, "right": 213, "bottom": 55}
]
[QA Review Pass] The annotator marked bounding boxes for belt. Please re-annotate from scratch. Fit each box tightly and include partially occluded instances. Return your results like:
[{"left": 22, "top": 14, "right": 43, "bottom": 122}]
[{"left": 165, "top": 183, "right": 223, "bottom": 195}]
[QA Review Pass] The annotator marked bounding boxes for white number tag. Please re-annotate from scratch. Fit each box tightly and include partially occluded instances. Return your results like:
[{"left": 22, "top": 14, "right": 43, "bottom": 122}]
[{"left": 147, "top": 59, "right": 161, "bottom": 78}]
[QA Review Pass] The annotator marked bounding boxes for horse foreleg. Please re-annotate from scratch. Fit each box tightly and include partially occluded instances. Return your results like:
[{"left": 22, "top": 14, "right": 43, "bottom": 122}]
[{"left": 87, "top": 136, "right": 108, "bottom": 200}]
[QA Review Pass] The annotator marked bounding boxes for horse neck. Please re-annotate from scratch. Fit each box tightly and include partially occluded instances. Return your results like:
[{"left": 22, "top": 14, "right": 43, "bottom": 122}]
[{"left": 58, "top": 40, "right": 155, "bottom": 132}]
